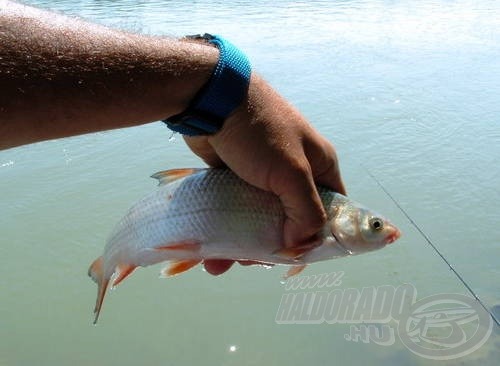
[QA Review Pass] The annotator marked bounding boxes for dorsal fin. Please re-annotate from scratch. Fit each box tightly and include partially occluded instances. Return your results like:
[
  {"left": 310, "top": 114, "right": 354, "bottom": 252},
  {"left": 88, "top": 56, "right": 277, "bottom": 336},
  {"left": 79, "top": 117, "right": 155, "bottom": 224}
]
[{"left": 151, "top": 168, "right": 204, "bottom": 186}]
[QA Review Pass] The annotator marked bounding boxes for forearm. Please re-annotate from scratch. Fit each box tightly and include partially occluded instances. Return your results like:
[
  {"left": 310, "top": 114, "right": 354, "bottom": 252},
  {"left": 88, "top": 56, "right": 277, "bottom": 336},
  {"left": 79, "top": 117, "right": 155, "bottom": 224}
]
[{"left": 0, "top": 0, "right": 218, "bottom": 148}]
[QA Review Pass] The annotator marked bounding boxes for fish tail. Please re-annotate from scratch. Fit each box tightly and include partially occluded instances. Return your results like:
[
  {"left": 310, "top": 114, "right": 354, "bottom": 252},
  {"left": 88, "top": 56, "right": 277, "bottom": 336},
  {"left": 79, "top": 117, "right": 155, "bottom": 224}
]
[{"left": 88, "top": 256, "right": 110, "bottom": 325}]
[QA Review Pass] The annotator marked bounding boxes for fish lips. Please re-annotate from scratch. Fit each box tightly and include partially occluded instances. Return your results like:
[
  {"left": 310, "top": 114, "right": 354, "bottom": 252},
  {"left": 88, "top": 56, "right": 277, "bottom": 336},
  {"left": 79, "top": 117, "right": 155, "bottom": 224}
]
[{"left": 385, "top": 227, "right": 401, "bottom": 244}]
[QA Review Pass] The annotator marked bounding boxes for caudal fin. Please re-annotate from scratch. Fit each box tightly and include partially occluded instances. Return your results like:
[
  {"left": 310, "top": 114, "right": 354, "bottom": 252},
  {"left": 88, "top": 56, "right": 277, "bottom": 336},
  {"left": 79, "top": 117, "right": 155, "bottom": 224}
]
[{"left": 88, "top": 256, "right": 110, "bottom": 325}]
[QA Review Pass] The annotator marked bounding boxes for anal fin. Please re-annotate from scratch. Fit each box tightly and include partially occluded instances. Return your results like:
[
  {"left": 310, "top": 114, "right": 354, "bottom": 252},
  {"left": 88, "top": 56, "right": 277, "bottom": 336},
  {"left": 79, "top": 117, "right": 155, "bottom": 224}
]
[{"left": 111, "top": 264, "right": 137, "bottom": 288}]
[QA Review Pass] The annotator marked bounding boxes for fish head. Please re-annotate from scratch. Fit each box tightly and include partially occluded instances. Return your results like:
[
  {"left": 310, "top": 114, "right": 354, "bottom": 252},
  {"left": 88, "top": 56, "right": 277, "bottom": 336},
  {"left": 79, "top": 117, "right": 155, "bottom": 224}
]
[{"left": 328, "top": 195, "right": 401, "bottom": 254}]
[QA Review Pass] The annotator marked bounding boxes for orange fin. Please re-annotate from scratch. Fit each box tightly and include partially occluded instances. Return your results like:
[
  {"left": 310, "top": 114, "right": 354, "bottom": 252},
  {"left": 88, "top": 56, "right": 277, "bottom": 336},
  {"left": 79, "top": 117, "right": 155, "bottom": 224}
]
[
  {"left": 284, "top": 264, "right": 307, "bottom": 279},
  {"left": 88, "top": 256, "right": 110, "bottom": 325},
  {"left": 151, "top": 168, "right": 204, "bottom": 186},
  {"left": 161, "top": 259, "right": 201, "bottom": 277},
  {"left": 111, "top": 264, "right": 137, "bottom": 288},
  {"left": 237, "top": 260, "right": 274, "bottom": 267},
  {"left": 273, "top": 235, "right": 322, "bottom": 260},
  {"left": 273, "top": 246, "right": 315, "bottom": 261},
  {"left": 155, "top": 240, "right": 201, "bottom": 252}
]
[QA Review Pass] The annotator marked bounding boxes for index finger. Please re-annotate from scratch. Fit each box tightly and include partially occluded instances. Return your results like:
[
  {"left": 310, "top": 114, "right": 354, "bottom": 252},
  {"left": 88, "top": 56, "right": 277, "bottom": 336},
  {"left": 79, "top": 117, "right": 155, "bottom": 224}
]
[{"left": 305, "top": 136, "right": 346, "bottom": 195}]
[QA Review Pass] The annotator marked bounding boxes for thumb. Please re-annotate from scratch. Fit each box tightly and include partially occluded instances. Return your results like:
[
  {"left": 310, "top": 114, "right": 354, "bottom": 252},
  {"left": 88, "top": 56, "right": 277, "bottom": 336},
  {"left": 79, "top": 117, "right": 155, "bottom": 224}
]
[{"left": 183, "top": 135, "right": 224, "bottom": 167}]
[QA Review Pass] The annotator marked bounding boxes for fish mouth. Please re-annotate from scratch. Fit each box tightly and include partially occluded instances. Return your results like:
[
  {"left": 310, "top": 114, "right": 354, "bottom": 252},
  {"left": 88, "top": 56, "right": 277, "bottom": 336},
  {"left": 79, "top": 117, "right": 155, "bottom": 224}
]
[{"left": 385, "top": 228, "right": 401, "bottom": 244}]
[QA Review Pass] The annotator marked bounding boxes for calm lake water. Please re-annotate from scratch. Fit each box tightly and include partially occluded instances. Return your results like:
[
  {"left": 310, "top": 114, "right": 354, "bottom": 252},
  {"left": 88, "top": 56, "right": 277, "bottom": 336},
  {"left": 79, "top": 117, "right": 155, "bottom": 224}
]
[{"left": 1, "top": 0, "right": 499, "bottom": 365}]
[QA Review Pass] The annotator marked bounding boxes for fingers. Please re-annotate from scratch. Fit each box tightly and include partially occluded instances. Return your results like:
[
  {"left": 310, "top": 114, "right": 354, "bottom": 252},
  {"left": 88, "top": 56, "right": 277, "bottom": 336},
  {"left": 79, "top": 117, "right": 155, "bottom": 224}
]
[
  {"left": 183, "top": 75, "right": 347, "bottom": 252},
  {"left": 315, "top": 161, "right": 346, "bottom": 196},
  {"left": 305, "top": 136, "right": 346, "bottom": 195},
  {"left": 271, "top": 161, "right": 328, "bottom": 248},
  {"left": 183, "top": 135, "right": 224, "bottom": 167},
  {"left": 203, "top": 259, "right": 234, "bottom": 275}
]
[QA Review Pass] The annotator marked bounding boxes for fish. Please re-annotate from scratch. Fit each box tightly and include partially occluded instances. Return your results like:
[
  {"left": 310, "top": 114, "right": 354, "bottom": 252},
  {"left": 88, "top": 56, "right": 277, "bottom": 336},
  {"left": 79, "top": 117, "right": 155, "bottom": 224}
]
[{"left": 88, "top": 168, "right": 400, "bottom": 323}]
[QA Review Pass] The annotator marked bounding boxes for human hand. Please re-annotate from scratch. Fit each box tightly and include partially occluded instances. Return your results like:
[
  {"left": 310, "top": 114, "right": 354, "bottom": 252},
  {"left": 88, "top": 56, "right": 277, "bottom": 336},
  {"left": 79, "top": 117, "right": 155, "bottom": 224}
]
[{"left": 184, "top": 75, "right": 346, "bottom": 275}]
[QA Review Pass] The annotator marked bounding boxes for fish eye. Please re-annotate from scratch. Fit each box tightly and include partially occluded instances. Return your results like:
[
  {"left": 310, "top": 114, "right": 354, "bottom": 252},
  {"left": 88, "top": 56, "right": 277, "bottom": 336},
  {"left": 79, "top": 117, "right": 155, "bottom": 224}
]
[{"left": 369, "top": 217, "right": 384, "bottom": 231}]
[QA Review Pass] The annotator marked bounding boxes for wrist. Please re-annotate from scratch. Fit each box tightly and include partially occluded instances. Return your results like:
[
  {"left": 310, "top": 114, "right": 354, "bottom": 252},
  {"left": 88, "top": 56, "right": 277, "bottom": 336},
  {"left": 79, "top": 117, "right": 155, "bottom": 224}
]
[
  {"left": 166, "top": 40, "right": 220, "bottom": 116},
  {"left": 163, "top": 34, "right": 252, "bottom": 136}
]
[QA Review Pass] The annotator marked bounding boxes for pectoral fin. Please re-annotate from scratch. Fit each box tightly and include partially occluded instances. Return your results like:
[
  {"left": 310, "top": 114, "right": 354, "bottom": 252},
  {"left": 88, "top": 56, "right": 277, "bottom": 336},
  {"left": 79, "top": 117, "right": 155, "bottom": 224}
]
[
  {"left": 273, "top": 246, "right": 314, "bottom": 261},
  {"left": 284, "top": 264, "right": 307, "bottom": 279},
  {"left": 273, "top": 238, "right": 321, "bottom": 261},
  {"left": 237, "top": 260, "right": 274, "bottom": 267},
  {"left": 111, "top": 264, "right": 137, "bottom": 288}
]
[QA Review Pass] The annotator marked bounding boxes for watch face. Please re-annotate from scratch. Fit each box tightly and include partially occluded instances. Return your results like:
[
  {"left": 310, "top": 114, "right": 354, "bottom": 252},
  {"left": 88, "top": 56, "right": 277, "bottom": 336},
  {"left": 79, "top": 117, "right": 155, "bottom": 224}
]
[
  {"left": 166, "top": 113, "right": 193, "bottom": 125},
  {"left": 186, "top": 33, "right": 214, "bottom": 42}
]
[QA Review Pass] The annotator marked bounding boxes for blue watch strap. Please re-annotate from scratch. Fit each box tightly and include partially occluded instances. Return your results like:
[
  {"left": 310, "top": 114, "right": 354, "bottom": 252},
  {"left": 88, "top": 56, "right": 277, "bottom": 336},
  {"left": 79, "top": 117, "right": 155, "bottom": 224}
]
[{"left": 163, "top": 34, "right": 251, "bottom": 136}]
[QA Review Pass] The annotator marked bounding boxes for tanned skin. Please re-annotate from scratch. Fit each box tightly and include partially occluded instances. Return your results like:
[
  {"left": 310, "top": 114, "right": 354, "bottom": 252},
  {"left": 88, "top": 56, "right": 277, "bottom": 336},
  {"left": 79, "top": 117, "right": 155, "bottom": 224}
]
[{"left": 0, "top": 1, "right": 345, "bottom": 274}]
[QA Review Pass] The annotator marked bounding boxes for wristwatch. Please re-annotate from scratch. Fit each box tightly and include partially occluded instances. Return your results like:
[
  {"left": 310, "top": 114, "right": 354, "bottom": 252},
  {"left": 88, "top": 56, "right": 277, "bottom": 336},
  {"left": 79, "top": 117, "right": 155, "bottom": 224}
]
[{"left": 163, "top": 34, "right": 251, "bottom": 136}]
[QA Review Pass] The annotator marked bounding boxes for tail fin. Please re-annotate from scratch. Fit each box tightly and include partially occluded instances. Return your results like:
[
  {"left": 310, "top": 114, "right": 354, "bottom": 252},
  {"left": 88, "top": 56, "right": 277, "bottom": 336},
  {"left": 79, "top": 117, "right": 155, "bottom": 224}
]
[{"left": 88, "top": 256, "right": 110, "bottom": 324}]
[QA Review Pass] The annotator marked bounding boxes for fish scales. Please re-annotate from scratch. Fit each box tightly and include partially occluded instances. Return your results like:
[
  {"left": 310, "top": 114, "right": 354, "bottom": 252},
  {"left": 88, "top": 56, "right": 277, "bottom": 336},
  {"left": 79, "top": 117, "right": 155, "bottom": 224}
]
[
  {"left": 88, "top": 168, "right": 401, "bottom": 323},
  {"left": 110, "top": 169, "right": 285, "bottom": 261}
]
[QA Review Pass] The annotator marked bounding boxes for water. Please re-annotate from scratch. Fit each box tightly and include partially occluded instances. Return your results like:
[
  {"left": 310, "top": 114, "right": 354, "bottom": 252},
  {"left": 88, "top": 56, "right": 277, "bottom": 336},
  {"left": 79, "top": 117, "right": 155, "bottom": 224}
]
[{"left": 1, "top": 0, "right": 499, "bottom": 365}]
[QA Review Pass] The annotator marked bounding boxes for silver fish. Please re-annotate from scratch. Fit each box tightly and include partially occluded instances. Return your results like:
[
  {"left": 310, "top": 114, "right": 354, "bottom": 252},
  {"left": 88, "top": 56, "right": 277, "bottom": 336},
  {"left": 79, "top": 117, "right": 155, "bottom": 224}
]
[{"left": 89, "top": 168, "right": 400, "bottom": 323}]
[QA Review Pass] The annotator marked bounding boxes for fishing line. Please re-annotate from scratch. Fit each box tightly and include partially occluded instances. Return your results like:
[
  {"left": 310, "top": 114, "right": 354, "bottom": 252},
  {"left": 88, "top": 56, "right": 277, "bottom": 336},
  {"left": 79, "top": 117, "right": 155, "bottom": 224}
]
[{"left": 364, "top": 167, "right": 500, "bottom": 327}]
